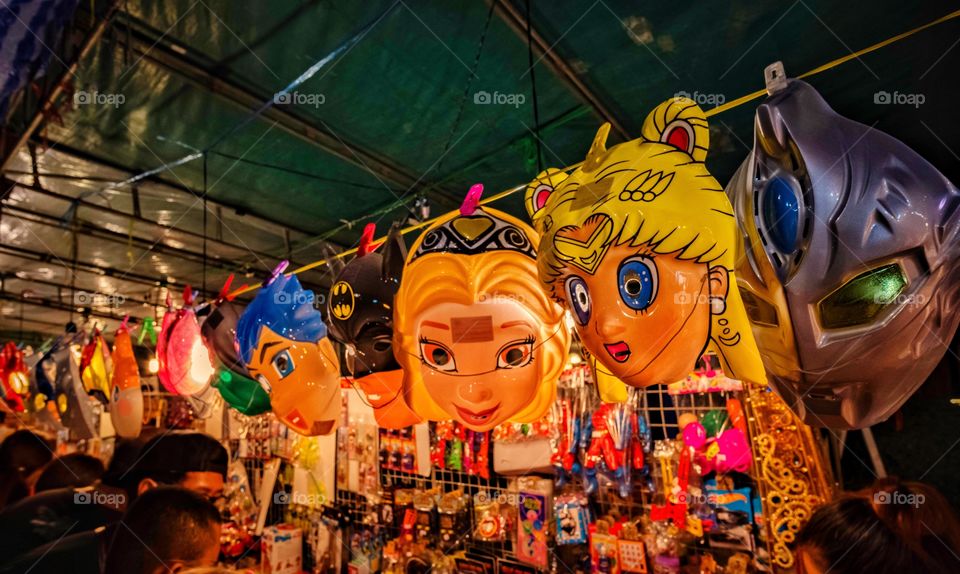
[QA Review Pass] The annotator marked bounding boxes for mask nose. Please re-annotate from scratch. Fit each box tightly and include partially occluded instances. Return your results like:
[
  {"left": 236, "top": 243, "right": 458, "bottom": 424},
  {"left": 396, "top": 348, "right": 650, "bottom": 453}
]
[
  {"left": 457, "top": 381, "right": 493, "bottom": 404},
  {"left": 595, "top": 315, "right": 626, "bottom": 339}
]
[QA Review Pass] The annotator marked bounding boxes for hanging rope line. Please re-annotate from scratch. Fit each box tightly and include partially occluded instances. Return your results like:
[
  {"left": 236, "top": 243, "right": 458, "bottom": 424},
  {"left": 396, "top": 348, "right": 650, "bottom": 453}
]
[{"left": 219, "top": 7, "right": 958, "bottom": 299}]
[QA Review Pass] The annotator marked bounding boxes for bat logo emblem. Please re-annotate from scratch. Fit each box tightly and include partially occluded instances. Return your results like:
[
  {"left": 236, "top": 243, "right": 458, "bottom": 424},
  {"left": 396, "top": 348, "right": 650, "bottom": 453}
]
[{"left": 330, "top": 281, "right": 355, "bottom": 320}]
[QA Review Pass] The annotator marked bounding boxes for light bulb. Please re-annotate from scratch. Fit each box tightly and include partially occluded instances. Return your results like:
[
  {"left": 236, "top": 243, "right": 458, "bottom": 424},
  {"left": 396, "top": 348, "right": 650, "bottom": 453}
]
[{"left": 147, "top": 357, "right": 159, "bottom": 374}]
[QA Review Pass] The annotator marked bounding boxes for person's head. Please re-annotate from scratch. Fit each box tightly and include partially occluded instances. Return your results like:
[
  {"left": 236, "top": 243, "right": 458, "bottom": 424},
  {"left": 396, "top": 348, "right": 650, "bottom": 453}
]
[
  {"left": 797, "top": 478, "right": 960, "bottom": 574},
  {"left": 126, "top": 431, "right": 227, "bottom": 500},
  {"left": 236, "top": 274, "right": 341, "bottom": 436},
  {"left": 35, "top": 452, "right": 105, "bottom": 492},
  {"left": 0, "top": 429, "right": 55, "bottom": 504},
  {"left": 104, "top": 486, "right": 221, "bottom": 574},
  {"left": 0, "top": 429, "right": 55, "bottom": 477},
  {"left": 394, "top": 204, "right": 570, "bottom": 431},
  {"left": 526, "top": 98, "right": 765, "bottom": 389}
]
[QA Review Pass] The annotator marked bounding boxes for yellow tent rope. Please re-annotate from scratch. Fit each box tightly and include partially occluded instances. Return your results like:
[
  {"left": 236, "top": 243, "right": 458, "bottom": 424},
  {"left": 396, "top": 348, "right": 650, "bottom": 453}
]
[{"left": 228, "top": 8, "right": 960, "bottom": 299}]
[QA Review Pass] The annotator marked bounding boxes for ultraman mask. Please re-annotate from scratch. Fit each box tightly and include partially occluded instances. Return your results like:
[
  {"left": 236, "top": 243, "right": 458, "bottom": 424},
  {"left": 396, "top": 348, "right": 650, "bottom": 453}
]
[{"left": 727, "top": 77, "right": 960, "bottom": 428}]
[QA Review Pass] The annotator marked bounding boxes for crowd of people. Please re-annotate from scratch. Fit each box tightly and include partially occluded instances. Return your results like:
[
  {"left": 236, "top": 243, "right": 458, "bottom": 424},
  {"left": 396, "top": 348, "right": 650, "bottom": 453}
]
[
  {"left": 1, "top": 426, "right": 959, "bottom": 573},
  {"left": 0, "top": 428, "right": 232, "bottom": 574}
]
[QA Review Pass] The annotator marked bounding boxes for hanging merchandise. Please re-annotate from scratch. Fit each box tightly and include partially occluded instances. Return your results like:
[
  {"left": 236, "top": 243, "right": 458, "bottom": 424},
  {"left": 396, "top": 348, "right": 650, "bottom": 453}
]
[
  {"left": 236, "top": 268, "right": 342, "bottom": 436},
  {"left": 524, "top": 98, "right": 765, "bottom": 390},
  {"left": 36, "top": 334, "right": 98, "bottom": 440},
  {"left": 394, "top": 184, "right": 571, "bottom": 431},
  {"left": 109, "top": 323, "right": 143, "bottom": 438},
  {"left": 79, "top": 329, "right": 112, "bottom": 404},
  {"left": 726, "top": 63, "right": 960, "bottom": 429},
  {"left": 327, "top": 222, "right": 420, "bottom": 428},
  {"left": 201, "top": 278, "right": 272, "bottom": 416},
  {"left": 516, "top": 477, "right": 552, "bottom": 569},
  {"left": 0, "top": 342, "right": 29, "bottom": 412},
  {"left": 157, "top": 287, "right": 216, "bottom": 396}
]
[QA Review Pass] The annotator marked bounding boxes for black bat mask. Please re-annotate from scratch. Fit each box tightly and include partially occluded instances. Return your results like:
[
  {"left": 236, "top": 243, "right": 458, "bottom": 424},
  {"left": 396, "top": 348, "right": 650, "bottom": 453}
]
[{"left": 327, "top": 226, "right": 406, "bottom": 377}]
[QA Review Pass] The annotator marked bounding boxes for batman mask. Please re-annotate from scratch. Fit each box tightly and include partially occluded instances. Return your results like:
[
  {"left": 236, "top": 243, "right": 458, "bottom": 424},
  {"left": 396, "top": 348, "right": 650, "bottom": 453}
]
[
  {"left": 726, "top": 73, "right": 960, "bottom": 429},
  {"left": 327, "top": 224, "right": 406, "bottom": 378}
]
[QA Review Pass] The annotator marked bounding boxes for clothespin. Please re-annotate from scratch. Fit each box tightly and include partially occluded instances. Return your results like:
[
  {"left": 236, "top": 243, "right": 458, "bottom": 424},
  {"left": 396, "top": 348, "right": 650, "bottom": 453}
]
[
  {"left": 118, "top": 315, "right": 130, "bottom": 333},
  {"left": 263, "top": 261, "right": 289, "bottom": 287},
  {"left": 459, "top": 183, "right": 484, "bottom": 216},
  {"left": 357, "top": 223, "right": 379, "bottom": 256}
]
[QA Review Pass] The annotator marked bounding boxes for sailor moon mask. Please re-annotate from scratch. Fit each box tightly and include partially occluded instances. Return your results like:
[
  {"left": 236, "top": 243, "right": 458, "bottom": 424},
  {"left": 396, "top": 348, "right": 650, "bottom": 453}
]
[
  {"left": 726, "top": 75, "right": 960, "bottom": 428},
  {"left": 527, "top": 98, "right": 765, "bottom": 390},
  {"left": 395, "top": 192, "right": 570, "bottom": 431}
]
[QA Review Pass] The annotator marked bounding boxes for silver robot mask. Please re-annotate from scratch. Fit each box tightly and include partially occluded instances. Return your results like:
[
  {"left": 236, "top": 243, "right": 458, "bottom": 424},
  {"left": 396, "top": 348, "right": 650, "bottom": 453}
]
[{"left": 727, "top": 76, "right": 960, "bottom": 429}]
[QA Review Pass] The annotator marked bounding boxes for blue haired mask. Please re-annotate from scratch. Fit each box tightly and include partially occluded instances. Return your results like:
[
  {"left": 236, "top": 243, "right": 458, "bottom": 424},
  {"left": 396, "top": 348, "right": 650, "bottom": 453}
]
[{"left": 236, "top": 275, "right": 327, "bottom": 365}]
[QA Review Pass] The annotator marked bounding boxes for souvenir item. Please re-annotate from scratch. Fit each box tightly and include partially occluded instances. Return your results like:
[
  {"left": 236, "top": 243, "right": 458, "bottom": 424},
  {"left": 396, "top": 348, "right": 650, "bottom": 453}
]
[
  {"left": 157, "top": 288, "right": 215, "bottom": 396},
  {"left": 555, "top": 494, "right": 589, "bottom": 545},
  {"left": 726, "top": 66, "right": 960, "bottom": 428},
  {"left": 0, "top": 342, "right": 28, "bottom": 412},
  {"left": 201, "top": 278, "right": 253, "bottom": 378},
  {"left": 236, "top": 271, "right": 341, "bottom": 436},
  {"left": 79, "top": 330, "right": 112, "bottom": 403},
  {"left": 327, "top": 223, "right": 419, "bottom": 428},
  {"left": 109, "top": 324, "right": 143, "bottom": 438},
  {"left": 212, "top": 369, "right": 271, "bottom": 416},
  {"left": 394, "top": 184, "right": 570, "bottom": 431},
  {"left": 517, "top": 483, "right": 549, "bottom": 568},
  {"left": 201, "top": 280, "right": 271, "bottom": 416},
  {"left": 37, "top": 335, "right": 97, "bottom": 439},
  {"left": 526, "top": 98, "right": 765, "bottom": 389}
]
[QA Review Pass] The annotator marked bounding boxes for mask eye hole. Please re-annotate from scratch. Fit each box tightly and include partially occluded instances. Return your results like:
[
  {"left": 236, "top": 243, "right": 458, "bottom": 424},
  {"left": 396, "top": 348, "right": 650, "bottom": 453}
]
[
  {"left": 497, "top": 339, "right": 534, "bottom": 369},
  {"left": 372, "top": 337, "right": 392, "bottom": 353},
  {"left": 617, "top": 256, "right": 658, "bottom": 311},
  {"left": 818, "top": 264, "right": 908, "bottom": 329},
  {"left": 741, "top": 290, "right": 779, "bottom": 327},
  {"left": 419, "top": 339, "right": 457, "bottom": 372},
  {"left": 271, "top": 350, "right": 295, "bottom": 379},
  {"left": 565, "top": 276, "right": 591, "bottom": 325},
  {"left": 760, "top": 176, "right": 801, "bottom": 254}
]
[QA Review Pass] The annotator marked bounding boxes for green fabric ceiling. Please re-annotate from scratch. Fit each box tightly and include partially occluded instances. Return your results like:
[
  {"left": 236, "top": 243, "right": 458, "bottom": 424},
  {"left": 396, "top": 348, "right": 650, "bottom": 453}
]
[{"left": 2, "top": 0, "right": 959, "bottom": 336}]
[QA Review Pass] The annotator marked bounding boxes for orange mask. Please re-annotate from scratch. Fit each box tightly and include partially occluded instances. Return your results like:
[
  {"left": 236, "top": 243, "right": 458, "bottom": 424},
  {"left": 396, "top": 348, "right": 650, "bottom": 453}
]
[{"left": 110, "top": 328, "right": 143, "bottom": 438}]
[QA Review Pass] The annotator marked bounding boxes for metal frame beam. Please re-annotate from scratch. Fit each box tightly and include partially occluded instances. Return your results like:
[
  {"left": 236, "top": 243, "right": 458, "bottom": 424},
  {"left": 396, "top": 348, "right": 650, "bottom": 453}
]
[
  {"left": 112, "top": 14, "right": 456, "bottom": 202},
  {"left": 0, "top": 4, "right": 117, "bottom": 169},
  {"left": 488, "top": 0, "right": 632, "bottom": 140},
  {"left": 18, "top": 142, "right": 343, "bottom": 249},
  {"left": 3, "top": 177, "right": 318, "bottom": 274}
]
